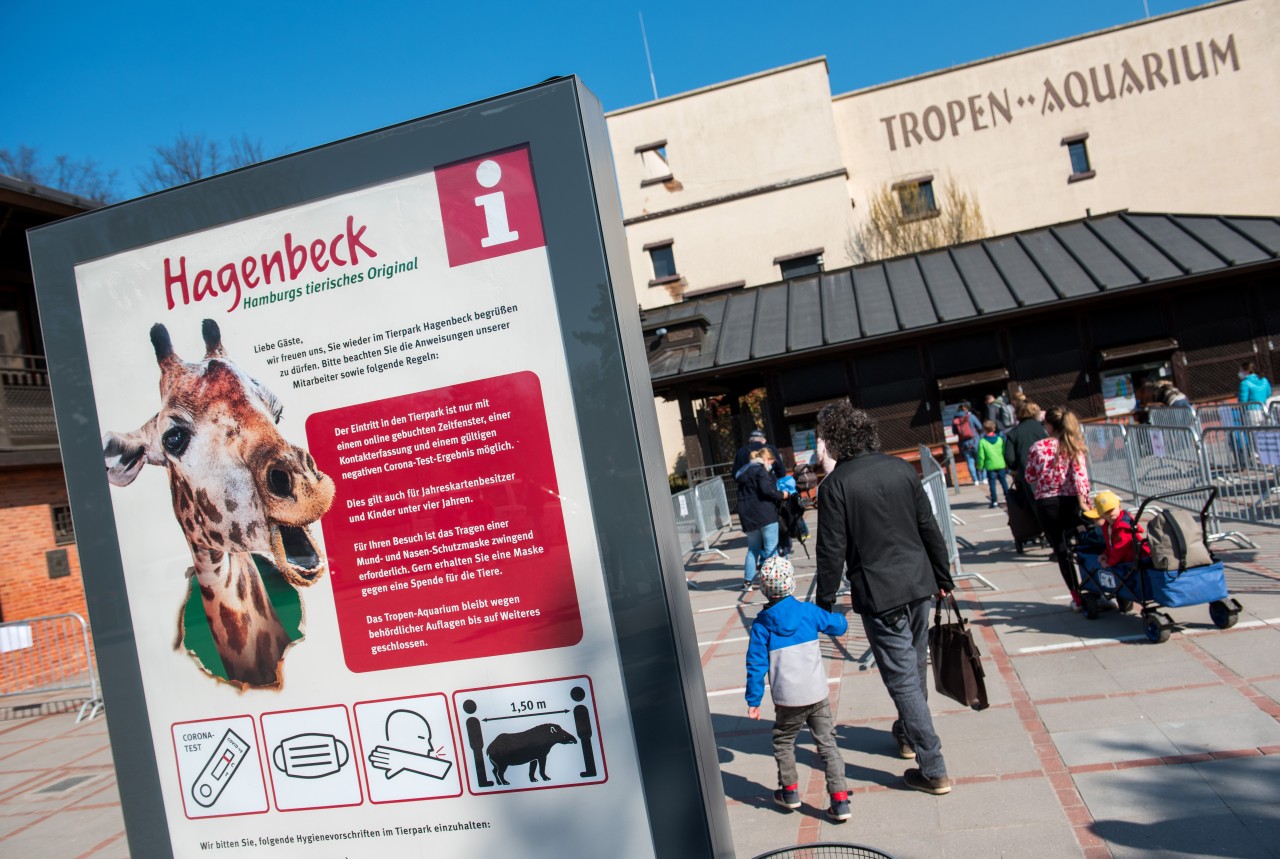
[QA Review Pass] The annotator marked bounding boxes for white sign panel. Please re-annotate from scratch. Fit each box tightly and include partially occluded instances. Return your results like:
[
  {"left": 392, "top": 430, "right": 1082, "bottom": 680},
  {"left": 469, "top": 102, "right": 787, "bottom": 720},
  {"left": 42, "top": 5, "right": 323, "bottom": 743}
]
[{"left": 75, "top": 148, "right": 655, "bottom": 858}]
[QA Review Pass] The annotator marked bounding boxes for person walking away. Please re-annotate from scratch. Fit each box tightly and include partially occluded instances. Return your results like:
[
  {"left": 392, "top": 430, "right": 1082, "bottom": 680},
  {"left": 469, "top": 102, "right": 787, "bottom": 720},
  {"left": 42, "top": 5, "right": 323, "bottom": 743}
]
[
  {"left": 1004, "top": 401, "right": 1048, "bottom": 489},
  {"left": 735, "top": 447, "right": 789, "bottom": 590},
  {"left": 733, "top": 428, "right": 786, "bottom": 479},
  {"left": 746, "top": 556, "right": 851, "bottom": 822},
  {"left": 951, "top": 403, "right": 985, "bottom": 485},
  {"left": 1024, "top": 407, "right": 1093, "bottom": 610},
  {"left": 976, "top": 420, "right": 1009, "bottom": 508},
  {"left": 814, "top": 402, "right": 955, "bottom": 795},
  {"left": 985, "top": 394, "right": 1015, "bottom": 435},
  {"left": 1238, "top": 361, "right": 1272, "bottom": 425}
]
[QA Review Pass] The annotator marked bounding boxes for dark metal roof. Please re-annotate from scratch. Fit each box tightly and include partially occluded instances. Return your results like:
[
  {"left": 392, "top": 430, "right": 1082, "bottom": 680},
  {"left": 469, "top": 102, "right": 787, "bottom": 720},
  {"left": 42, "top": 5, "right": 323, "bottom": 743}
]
[{"left": 641, "top": 212, "right": 1280, "bottom": 386}]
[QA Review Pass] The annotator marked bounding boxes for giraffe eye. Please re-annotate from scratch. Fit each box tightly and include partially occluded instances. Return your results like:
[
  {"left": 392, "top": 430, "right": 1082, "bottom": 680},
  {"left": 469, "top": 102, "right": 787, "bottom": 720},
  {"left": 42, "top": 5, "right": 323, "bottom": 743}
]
[{"left": 161, "top": 426, "right": 191, "bottom": 456}]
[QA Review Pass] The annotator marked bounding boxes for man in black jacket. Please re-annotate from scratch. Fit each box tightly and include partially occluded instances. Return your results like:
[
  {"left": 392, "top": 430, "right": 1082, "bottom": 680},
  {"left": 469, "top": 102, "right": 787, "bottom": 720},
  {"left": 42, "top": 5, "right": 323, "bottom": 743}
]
[
  {"left": 814, "top": 402, "right": 955, "bottom": 796},
  {"left": 732, "top": 429, "right": 786, "bottom": 480},
  {"left": 1003, "top": 401, "right": 1048, "bottom": 489}
]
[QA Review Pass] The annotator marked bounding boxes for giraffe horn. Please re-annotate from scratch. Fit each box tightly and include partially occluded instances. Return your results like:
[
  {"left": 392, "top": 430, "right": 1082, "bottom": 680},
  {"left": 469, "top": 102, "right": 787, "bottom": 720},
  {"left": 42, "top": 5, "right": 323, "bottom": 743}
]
[
  {"left": 149, "top": 324, "right": 173, "bottom": 361},
  {"left": 201, "top": 319, "right": 225, "bottom": 358}
]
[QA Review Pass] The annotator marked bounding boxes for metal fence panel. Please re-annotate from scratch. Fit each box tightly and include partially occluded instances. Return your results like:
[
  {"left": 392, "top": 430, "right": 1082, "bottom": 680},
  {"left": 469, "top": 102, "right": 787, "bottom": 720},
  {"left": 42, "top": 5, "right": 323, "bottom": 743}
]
[
  {"left": 671, "top": 478, "right": 732, "bottom": 563},
  {"left": 694, "top": 478, "right": 732, "bottom": 540},
  {"left": 918, "top": 445, "right": 942, "bottom": 481},
  {"left": 1147, "top": 406, "right": 1199, "bottom": 432},
  {"left": 0, "top": 613, "right": 101, "bottom": 721},
  {"left": 1198, "top": 403, "right": 1268, "bottom": 430},
  {"left": 689, "top": 462, "right": 739, "bottom": 513},
  {"left": 1083, "top": 423, "right": 1136, "bottom": 495},
  {"left": 670, "top": 486, "right": 700, "bottom": 559},
  {"left": 1201, "top": 427, "right": 1280, "bottom": 527},
  {"left": 1124, "top": 425, "right": 1210, "bottom": 507},
  {"left": 921, "top": 469, "right": 999, "bottom": 589}
]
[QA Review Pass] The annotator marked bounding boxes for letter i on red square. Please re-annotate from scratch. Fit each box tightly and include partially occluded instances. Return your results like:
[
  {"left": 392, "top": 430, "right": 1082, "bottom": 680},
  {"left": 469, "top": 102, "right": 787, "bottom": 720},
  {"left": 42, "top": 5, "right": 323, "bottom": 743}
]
[{"left": 435, "top": 146, "right": 546, "bottom": 267}]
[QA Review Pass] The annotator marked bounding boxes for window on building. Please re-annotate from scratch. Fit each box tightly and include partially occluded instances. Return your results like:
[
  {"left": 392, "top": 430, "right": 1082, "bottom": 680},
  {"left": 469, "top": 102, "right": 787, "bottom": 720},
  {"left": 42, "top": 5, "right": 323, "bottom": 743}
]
[
  {"left": 775, "top": 249, "right": 824, "bottom": 280},
  {"left": 894, "top": 177, "right": 937, "bottom": 219},
  {"left": 636, "top": 140, "right": 673, "bottom": 187},
  {"left": 645, "top": 240, "right": 678, "bottom": 284},
  {"left": 51, "top": 504, "right": 75, "bottom": 546},
  {"left": 1063, "top": 134, "right": 1095, "bottom": 182}
]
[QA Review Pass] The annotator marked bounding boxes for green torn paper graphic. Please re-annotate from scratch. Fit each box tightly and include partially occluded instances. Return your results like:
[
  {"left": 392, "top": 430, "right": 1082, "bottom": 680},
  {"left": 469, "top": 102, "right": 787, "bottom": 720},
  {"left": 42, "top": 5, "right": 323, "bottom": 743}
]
[{"left": 181, "top": 556, "right": 303, "bottom": 681}]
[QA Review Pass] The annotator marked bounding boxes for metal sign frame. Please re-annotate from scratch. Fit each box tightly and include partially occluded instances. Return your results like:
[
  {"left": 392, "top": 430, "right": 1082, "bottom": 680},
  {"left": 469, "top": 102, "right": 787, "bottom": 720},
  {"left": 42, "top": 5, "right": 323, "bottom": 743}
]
[{"left": 28, "top": 78, "right": 730, "bottom": 859}]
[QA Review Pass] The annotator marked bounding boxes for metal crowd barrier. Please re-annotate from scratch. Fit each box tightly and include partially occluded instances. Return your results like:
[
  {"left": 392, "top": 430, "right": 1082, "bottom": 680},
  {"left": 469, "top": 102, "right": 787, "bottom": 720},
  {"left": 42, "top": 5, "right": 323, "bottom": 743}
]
[
  {"left": 1201, "top": 427, "right": 1280, "bottom": 529},
  {"left": 0, "top": 613, "right": 102, "bottom": 721},
  {"left": 1125, "top": 425, "right": 1211, "bottom": 508},
  {"left": 1149, "top": 402, "right": 1269, "bottom": 439},
  {"left": 688, "top": 461, "right": 738, "bottom": 513},
  {"left": 1198, "top": 402, "right": 1266, "bottom": 430},
  {"left": 671, "top": 477, "right": 732, "bottom": 565},
  {"left": 919, "top": 449, "right": 996, "bottom": 591},
  {"left": 1083, "top": 423, "right": 1136, "bottom": 496},
  {"left": 1147, "top": 405, "right": 1199, "bottom": 433},
  {"left": 1085, "top": 423, "right": 1255, "bottom": 548}
]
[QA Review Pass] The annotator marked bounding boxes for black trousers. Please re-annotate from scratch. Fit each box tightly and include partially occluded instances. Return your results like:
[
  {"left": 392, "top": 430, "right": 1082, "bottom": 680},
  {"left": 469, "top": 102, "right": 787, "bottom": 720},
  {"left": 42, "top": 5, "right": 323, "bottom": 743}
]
[{"left": 1035, "top": 495, "right": 1082, "bottom": 595}]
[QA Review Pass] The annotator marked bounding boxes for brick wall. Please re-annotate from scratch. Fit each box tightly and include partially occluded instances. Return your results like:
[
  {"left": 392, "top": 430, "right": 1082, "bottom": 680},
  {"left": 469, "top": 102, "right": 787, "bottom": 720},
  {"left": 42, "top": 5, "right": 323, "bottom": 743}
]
[{"left": 0, "top": 465, "right": 86, "bottom": 622}]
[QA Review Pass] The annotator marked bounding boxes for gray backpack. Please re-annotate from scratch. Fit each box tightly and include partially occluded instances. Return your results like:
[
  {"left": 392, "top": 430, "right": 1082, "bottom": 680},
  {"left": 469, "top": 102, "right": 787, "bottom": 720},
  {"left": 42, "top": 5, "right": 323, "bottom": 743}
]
[{"left": 1146, "top": 508, "right": 1213, "bottom": 572}]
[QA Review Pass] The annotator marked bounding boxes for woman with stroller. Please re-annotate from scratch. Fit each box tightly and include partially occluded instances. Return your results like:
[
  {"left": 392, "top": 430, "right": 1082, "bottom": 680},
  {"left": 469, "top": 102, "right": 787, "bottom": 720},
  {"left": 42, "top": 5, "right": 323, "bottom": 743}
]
[
  {"left": 1024, "top": 407, "right": 1094, "bottom": 610},
  {"left": 735, "top": 446, "right": 790, "bottom": 591}
]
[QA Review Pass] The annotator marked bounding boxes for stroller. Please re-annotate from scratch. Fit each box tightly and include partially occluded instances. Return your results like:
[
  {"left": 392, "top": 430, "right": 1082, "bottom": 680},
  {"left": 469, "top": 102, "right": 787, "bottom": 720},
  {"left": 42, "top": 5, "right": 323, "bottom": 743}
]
[{"left": 1073, "top": 487, "right": 1243, "bottom": 643}]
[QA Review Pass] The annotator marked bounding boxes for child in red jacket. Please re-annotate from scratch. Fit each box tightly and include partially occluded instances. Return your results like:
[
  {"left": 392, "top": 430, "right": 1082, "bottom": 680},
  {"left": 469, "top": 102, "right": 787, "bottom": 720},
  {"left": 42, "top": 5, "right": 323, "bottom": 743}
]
[{"left": 1083, "top": 491, "right": 1149, "bottom": 568}]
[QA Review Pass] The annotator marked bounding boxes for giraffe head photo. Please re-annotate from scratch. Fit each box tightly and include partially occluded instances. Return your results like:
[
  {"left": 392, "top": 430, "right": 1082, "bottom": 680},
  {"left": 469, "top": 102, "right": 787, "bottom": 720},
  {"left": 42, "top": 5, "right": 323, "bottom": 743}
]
[{"left": 102, "top": 319, "right": 334, "bottom": 689}]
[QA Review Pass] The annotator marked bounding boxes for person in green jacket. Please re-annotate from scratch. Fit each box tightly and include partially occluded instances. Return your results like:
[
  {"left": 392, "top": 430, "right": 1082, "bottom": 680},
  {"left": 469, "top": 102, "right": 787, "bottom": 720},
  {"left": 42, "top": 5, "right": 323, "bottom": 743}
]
[{"left": 976, "top": 420, "right": 1009, "bottom": 508}]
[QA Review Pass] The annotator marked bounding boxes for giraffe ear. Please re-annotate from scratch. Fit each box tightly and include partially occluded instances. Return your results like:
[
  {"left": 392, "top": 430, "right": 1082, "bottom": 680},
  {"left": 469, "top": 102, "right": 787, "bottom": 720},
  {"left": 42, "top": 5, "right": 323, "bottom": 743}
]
[{"left": 103, "top": 419, "right": 161, "bottom": 487}]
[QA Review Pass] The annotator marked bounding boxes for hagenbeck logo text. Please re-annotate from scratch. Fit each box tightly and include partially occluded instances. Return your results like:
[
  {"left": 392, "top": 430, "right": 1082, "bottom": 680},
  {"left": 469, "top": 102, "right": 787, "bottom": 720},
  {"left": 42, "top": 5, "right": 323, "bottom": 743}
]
[{"left": 164, "top": 215, "right": 378, "bottom": 314}]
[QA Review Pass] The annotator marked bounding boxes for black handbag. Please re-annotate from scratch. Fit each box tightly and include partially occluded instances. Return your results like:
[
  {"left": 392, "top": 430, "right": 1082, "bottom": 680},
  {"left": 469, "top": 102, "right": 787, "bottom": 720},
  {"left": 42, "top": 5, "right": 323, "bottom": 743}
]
[{"left": 928, "top": 595, "right": 989, "bottom": 711}]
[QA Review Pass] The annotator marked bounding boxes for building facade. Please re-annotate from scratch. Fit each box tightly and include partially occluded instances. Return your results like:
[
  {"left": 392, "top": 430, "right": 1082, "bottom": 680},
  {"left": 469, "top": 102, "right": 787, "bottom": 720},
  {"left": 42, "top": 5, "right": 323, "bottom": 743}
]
[
  {"left": 605, "top": 0, "right": 1280, "bottom": 472},
  {"left": 0, "top": 178, "right": 92, "bottom": 623}
]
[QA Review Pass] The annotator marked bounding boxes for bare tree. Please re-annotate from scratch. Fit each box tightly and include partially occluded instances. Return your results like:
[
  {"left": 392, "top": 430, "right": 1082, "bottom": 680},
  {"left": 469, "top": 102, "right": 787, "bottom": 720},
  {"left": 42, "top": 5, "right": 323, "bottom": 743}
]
[
  {"left": 0, "top": 145, "right": 119, "bottom": 202},
  {"left": 137, "top": 132, "right": 269, "bottom": 193},
  {"left": 846, "top": 177, "right": 988, "bottom": 264}
]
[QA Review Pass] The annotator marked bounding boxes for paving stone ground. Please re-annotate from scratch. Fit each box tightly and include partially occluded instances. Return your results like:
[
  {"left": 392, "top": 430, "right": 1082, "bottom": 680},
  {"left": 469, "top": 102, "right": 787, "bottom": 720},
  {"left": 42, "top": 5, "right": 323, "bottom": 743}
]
[{"left": 3, "top": 482, "right": 1279, "bottom": 857}]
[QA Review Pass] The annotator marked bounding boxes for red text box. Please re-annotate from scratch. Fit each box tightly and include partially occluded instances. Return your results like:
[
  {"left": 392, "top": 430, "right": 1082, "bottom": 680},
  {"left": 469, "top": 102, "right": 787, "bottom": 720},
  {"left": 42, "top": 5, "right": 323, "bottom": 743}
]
[{"left": 306, "top": 371, "right": 580, "bottom": 672}]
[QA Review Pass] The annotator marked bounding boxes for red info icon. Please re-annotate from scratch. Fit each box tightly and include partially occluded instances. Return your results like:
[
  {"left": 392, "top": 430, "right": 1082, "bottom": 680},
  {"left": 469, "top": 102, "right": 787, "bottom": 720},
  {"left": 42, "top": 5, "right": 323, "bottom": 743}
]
[{"left": 436, "top": 146, "right": 546, "bottom": 267}]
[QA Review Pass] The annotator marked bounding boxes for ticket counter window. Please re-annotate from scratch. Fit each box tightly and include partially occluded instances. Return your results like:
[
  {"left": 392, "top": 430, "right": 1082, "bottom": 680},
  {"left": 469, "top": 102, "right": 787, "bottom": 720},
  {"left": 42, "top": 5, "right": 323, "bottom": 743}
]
[
  {"left": 1102, "top": 360, "right": 1173, "bottom": 417},
  {"left": 789, "top": 425, "right": 817, "bottom": 471}
]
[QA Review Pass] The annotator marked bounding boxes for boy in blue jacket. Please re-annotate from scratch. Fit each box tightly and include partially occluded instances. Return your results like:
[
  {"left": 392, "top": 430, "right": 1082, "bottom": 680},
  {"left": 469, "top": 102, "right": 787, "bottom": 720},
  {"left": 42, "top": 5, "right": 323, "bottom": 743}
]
[{"left": 746, "top": 556, "right": 851, "bottom": 821}]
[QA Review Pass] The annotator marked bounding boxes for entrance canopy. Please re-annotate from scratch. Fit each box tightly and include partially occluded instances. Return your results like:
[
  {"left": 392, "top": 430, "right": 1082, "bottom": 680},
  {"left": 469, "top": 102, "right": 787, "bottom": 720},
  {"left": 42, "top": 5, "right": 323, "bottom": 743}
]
[{"left": 642, "top": 212, "right": 1280, "bottom": 396}]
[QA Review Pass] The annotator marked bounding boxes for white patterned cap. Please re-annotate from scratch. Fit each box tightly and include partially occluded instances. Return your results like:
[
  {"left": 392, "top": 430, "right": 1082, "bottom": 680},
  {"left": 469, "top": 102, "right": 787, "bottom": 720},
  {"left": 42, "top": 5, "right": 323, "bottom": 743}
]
[{"left": 758, "top": 555, "right": 795, "bottom": 600}]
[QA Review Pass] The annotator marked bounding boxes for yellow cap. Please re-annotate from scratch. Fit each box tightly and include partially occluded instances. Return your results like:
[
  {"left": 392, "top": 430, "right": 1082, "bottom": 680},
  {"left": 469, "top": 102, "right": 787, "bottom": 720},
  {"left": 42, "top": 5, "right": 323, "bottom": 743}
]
[{"left": 1083, "top": 490, "right": 1121, "bottom": 519}]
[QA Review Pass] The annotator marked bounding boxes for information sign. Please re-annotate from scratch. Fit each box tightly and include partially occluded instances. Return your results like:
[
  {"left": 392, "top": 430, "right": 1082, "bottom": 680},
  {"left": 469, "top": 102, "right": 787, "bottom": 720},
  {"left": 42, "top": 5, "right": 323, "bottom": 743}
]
[{"left": 30, "top": 80, "right": 729, "bottom": 859}]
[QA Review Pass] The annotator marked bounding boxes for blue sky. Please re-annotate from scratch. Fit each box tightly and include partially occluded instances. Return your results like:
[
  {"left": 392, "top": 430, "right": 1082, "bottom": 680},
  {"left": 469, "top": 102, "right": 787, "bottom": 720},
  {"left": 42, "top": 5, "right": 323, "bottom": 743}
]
[{"left": 4, "top": 0, "right": 1208, "bottom": 199}]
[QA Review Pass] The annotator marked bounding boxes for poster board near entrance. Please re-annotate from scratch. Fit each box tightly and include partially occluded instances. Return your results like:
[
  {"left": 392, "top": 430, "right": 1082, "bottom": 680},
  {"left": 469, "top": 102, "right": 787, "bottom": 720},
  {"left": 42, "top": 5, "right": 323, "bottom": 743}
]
[{"left": 28, "top": 79, "right": 730, "bottom": 859}]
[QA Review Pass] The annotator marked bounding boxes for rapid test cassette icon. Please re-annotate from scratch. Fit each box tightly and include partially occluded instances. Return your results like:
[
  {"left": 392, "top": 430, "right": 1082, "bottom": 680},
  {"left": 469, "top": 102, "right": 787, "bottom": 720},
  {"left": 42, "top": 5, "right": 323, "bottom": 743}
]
[
  {"left": 272, "top": 733, "right": 350, "bottom": 779},
  {"left": 192, "top": 729, "right": 250, "bottom": 808}
]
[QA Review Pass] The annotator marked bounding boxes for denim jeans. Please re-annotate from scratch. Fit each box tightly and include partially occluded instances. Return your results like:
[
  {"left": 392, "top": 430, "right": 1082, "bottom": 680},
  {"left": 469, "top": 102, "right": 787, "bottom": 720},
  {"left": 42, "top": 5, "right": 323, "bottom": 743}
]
[
  {"left": 744, "top": 522, "right": 779, "bottom": 583},
  {"left": 862, "top": 598, "right": 948, "bottom": 779},
  {"left": 961, "top": 443, "right": 983, "bottom": 484},
  {"left": 772, "top": 698, "right": 846, "bottom": 795},
  {"left": 986, "top": 469, "right": 1009, "bottom": 505}
]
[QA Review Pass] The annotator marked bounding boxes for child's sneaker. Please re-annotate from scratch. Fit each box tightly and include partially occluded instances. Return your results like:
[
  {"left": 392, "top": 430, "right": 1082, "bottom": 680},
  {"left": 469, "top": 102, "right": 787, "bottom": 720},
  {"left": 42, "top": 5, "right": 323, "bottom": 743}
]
[
  {"left": 826, "top": 792, "right": 851, "bottom": 821},
  {"left": 773, "top": 785, "right": 800, "bottom": 810}
]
